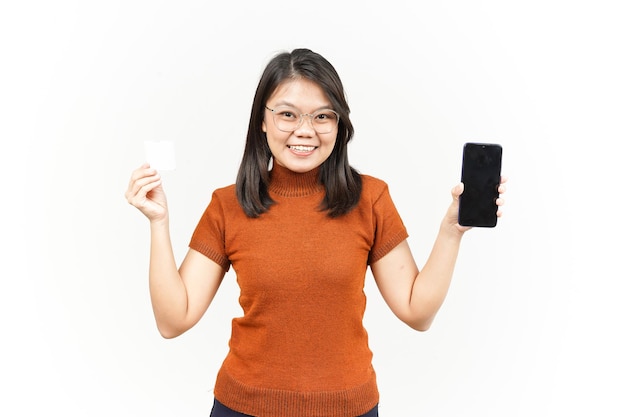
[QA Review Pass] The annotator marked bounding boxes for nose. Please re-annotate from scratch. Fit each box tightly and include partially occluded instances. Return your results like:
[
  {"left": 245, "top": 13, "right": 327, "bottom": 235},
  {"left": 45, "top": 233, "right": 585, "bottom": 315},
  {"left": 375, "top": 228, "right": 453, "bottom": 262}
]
[{"left": 293, "top": 114, "right": 316, "bottom": 135}]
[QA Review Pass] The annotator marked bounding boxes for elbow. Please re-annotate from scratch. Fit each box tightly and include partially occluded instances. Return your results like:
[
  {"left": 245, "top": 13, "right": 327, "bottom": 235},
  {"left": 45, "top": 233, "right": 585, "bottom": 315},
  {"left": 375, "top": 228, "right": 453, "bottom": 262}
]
[
  {"left": 157, "top": 328, "right": 179, "bottom": 339},
  {"left": 154, "top": 311, "right": 194, "bottom": 339},
  {"left": 156, "top": 322, "right": 186, "bottom": 339},
  {"left": 404, "top": 314, "right": 435, "bottom": 332},
  {"left": 403, "top": 301, "right": 441, "bottom": 331},
  {"left": 408, "top": 321, "right": 432, "bottom": 332},
  {"left": 159, "top": 330, "right": 180, "bottom": 339}
]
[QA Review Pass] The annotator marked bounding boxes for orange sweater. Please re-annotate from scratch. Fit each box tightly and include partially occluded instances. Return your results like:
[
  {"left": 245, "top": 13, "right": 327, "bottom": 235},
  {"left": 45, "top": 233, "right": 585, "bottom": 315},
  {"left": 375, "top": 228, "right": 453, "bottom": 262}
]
[{"left": 189, "top": 164, "right": 408, "bottom": 417}]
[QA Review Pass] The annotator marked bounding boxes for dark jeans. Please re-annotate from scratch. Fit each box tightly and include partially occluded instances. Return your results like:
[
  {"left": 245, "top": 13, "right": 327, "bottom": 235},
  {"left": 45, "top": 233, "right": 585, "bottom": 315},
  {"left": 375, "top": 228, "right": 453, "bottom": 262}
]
[{"left": 210, "top": 398, "right": 379, "bottom": 417}]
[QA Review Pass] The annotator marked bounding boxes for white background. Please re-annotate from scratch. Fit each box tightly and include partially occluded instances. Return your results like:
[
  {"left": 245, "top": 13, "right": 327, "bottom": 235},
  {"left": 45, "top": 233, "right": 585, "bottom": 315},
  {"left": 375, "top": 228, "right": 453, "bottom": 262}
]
[{"left": 1, "top": 1, "right": 624, "bottom": 416}]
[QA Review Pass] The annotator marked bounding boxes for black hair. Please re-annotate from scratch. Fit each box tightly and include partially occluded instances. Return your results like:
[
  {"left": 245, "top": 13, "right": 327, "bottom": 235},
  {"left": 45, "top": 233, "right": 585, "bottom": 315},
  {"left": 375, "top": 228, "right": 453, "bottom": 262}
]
[{"left": 235, "top": 48, "right": 362, "bottom": 218}]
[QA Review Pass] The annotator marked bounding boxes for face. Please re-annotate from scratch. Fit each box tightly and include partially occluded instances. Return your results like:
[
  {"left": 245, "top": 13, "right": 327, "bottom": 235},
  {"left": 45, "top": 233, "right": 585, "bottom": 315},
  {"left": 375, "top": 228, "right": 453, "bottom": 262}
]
[{"left": 262, "top": 78, "right": 338, "bottom": 173}]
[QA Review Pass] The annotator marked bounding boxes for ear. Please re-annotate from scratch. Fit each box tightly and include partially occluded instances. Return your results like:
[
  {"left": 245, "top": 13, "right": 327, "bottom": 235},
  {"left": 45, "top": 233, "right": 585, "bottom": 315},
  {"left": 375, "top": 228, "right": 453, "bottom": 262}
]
[{"left": 262, "top": 119, "right": 267, "bottom": 133}]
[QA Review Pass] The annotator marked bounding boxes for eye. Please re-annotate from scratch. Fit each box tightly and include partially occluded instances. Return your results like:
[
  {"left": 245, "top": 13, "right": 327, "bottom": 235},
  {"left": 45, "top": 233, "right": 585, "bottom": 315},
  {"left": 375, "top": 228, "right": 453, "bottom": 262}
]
[
  {"left": 315, "top": 110, "right": 338, "bottom": 121},
  {"left": 277, "top": 110, "right": 297, "bottom": 120}
]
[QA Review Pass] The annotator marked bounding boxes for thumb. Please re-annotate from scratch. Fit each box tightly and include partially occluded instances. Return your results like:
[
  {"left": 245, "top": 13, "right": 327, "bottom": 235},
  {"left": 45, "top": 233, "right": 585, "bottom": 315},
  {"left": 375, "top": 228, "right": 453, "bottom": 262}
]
[{"left": 452, "top": 182, "right": 464, "bottom": 201}]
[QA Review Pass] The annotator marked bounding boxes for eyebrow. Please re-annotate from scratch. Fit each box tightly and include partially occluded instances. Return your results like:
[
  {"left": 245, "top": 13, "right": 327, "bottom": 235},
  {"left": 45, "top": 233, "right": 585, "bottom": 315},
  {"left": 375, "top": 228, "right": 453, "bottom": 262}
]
[{"left": 271, "top": 100, "right": 334, "bottom": 112}]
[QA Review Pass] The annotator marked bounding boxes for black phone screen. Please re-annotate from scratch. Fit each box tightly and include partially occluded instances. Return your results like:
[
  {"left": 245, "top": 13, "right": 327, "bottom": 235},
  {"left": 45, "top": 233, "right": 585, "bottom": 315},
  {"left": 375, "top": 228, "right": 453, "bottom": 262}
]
[{"left": 458, "top": 143, "right": 502, "bottom": 227}]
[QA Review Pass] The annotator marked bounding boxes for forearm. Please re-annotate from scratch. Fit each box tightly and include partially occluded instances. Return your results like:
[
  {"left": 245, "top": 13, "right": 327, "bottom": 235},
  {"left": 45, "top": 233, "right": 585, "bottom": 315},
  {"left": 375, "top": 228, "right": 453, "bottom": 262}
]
[
  {"left": 148, "top": 219, "right": 189, "bottom": 337},
  {"left": 409, "top": 225, "right": 463, "bottom": 329}
]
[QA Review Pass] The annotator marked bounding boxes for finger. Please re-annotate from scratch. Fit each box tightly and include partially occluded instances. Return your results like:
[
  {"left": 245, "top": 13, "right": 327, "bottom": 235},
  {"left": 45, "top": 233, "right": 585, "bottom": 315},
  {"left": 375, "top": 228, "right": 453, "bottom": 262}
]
[
  {"left": 128, "top": 180, "right": 162, "bottom": 208},
  {"left": 451, "top": 183, "right": 464, "bottom": 199},
  {"left": 138, "top": 178, "right": 162, "bottom": 198},
  {"left": 127, "top": 164, "right": 157, "bottom": 188},
  {"left": 126, "top": 173, "right": 161, "bottom": 202},
  {"left": 500, "top": 175, "right": 508, "bottom": 184},
  {"left": 130, "top": 166, "right": 156, "bottom": 185},
  {"left": 496, "top": 197, "right": 505, "bottom": 206},
  {"left": 498, "top": 184, "right": 507, "bottom": 194}
]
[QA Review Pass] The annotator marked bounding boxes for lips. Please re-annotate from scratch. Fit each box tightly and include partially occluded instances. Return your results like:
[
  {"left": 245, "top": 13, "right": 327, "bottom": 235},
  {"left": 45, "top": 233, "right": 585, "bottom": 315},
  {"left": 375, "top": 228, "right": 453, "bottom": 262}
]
[{"left": 288, "top": 145, "right": 317, "bottom": 152}]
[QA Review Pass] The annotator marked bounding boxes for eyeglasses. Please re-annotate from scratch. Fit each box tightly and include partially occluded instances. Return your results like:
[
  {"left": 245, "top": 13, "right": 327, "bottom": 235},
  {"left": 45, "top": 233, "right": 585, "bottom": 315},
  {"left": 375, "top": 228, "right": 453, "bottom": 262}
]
[{"left": 265, "top": 105, "right": 339, "bottom": 134}]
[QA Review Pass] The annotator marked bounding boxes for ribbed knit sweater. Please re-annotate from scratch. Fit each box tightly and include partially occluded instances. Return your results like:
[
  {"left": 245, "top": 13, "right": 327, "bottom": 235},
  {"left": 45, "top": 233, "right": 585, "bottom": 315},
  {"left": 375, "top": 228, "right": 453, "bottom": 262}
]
[{"left": 189, "top": 163, "right": 408, "bottom": 417}]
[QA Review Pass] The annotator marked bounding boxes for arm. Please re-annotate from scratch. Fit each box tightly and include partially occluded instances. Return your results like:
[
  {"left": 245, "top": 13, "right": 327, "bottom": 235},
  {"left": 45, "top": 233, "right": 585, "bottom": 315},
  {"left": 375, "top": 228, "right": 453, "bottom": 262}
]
[
  {"left": 371, "top": 180, "right": 506, "bottom": 331},
  {"left": 370, "top": 232, "right": 461, "bottom": 331},
  {"left": 126, "top": 164, "right": 225, "bottom": 339},
  {"left": 149, "top": 223, "right": 225, "bottom": 338}
]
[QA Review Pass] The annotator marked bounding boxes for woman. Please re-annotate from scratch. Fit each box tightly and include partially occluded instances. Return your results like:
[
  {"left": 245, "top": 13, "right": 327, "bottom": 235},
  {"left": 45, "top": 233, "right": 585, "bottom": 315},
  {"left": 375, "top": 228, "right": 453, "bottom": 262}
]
[{"left": 125, "top": 48, "right": 506, "bottom": 417}]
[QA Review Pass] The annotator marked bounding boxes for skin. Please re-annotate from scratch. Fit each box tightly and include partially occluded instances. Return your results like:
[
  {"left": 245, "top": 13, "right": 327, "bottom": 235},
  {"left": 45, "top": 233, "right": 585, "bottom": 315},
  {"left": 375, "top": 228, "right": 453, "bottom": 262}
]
[
  {"left": 262, "top": 78, "right": 337, "bottom": 173},
  {"left": 125, "top": 78, "right": 507, "bottom": 338}
]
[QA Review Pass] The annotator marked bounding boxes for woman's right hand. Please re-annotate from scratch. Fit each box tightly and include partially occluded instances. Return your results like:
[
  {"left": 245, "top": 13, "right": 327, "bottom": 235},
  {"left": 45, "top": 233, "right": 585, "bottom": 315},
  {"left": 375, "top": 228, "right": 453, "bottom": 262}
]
[{"left": 125, "top": 163, "right": 168, "bottom": 223}]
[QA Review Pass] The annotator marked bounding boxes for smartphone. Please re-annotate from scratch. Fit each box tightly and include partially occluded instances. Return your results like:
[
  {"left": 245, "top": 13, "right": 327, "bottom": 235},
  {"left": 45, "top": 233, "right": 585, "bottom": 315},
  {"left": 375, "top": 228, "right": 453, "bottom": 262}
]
[{"left": 458, "top": 142, "right": 503, "bottom": 227}]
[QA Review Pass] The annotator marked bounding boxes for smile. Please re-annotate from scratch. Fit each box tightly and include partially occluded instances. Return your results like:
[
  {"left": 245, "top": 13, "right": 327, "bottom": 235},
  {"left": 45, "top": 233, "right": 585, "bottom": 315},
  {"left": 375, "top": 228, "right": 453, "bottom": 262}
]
[{"left": 288, "top": 145, "right": 317, "bottom": 152}]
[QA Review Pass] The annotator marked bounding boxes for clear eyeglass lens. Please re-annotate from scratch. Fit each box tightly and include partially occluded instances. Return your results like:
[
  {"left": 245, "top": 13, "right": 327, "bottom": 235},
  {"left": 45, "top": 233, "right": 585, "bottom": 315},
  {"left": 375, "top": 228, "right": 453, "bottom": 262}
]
[{"left": 270, "top": 107, "right": 339, "bottom": 134}]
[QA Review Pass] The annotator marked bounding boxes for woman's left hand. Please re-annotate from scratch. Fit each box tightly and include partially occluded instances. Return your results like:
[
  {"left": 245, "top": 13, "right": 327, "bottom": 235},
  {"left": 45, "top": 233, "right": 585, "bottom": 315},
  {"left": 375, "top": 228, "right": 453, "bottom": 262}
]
[{"left": 443, "top": 176, "right": 508, "bottom": 234}]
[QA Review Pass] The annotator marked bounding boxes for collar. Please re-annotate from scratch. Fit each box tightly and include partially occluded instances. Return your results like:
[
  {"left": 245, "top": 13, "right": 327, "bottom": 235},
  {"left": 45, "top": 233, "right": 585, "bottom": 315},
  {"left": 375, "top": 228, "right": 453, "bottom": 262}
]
[{"left": 268, "top": 163, "right": 324, "bottom": 197}]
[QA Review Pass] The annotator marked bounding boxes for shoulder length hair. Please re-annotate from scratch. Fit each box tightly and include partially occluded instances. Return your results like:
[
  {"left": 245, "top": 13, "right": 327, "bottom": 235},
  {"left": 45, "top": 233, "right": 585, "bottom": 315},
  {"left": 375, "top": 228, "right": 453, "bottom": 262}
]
[{"left": 236, "top": 48, "right": 362, "bottom": 218}]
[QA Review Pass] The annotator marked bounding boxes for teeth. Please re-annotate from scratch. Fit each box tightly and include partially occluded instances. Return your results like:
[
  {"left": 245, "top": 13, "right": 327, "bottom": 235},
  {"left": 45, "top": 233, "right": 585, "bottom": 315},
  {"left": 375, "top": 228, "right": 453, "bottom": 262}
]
[{"left": 289, "top": 145, "right": 315, "bottom": 152}]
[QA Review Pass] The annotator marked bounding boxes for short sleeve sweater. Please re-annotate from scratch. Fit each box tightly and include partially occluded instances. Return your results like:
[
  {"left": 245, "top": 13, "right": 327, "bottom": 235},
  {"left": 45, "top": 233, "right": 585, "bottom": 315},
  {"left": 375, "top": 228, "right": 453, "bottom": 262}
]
[{"left": 189, "top": 163, "right": 408, "bottom": 417}]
